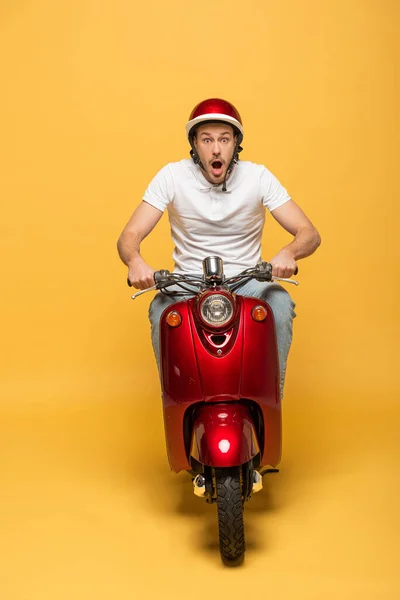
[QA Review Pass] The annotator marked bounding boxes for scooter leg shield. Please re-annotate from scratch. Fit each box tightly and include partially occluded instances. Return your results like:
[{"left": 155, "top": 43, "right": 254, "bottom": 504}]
[{"left": 190, "top": 403, "right": 260, "bottom": 468}]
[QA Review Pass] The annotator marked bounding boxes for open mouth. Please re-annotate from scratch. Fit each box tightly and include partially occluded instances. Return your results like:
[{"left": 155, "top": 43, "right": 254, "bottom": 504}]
[{"left": 211, "top": 160, "right": 223, "bottom": 177}]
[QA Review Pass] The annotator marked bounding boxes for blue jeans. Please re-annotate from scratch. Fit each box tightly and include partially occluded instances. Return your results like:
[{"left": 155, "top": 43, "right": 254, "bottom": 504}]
[{"left": 148, "top": 280, "right": 296, "bottom": 399}]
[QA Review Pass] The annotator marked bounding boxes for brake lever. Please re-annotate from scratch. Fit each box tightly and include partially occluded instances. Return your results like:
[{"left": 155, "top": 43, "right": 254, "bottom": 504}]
[
  {"left": 272, "top": 276, "right": 299, "bottom": 286},
  {"left": 271, "top": 264, "right": 299, "bottom": 285},
  {"left": 128, "top": 269, "right": 171, "bottom": 299},
  {"left": 131, "top": 284, "right": 158, "bottom": 300}
]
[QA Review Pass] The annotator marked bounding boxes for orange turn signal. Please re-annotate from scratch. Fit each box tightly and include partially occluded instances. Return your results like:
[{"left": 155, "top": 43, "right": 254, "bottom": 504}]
[
  {"left": 166, "top": 311, "right": 182, "bottom": 327},
  {"left": 252, "top": 305, "right": 267, "bottom": 322}
]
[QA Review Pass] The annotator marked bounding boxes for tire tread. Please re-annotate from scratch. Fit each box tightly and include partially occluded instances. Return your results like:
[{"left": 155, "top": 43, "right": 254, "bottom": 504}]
[{"left": 215, "top": 467, "right": 245, "bottom": 565}]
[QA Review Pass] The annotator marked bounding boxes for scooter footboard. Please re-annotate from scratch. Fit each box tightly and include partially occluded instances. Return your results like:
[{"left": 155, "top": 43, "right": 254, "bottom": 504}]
[{"left": 190, "top": 403, "right": 260, "bottom": 468}]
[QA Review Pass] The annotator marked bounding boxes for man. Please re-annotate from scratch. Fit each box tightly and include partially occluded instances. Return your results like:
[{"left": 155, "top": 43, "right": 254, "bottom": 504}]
[{"left": 117, "top": 98, "right": 321, "bottom": 396}]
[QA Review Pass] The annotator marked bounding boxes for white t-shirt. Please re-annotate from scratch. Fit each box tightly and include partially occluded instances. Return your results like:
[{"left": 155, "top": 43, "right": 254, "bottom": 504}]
[{"left": 143, "top": 159, "right": 291, "bottom": 276}]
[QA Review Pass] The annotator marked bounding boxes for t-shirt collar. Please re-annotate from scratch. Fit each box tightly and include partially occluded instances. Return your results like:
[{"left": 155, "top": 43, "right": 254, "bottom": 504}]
[{"left": 193, "top": 162, "right": 238, "bottom": 193}]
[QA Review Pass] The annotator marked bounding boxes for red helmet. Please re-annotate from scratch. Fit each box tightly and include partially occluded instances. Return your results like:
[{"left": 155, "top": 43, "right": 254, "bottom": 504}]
[{"left": 186, "top": 98, "right": 243, "bottom": 142}]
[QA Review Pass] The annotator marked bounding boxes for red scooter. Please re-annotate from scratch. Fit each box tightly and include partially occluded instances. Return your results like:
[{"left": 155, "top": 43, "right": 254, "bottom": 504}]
[{"left": 130, "top": 257, "right": 298, "bottom": 565}]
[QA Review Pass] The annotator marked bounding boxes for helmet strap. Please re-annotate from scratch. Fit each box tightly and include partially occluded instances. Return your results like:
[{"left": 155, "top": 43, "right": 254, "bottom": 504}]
[{"left": 189, "top": 146, "right": 205, "bottom": 171}]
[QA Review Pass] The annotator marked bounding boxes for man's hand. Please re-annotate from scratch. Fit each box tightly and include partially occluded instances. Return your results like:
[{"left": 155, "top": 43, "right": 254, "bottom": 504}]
[
  {"left": 127, "top": 256, "right": 155, "bottom": 290},
  {"left": 269, "top": 249, "right": 297, "bottom": 278}
]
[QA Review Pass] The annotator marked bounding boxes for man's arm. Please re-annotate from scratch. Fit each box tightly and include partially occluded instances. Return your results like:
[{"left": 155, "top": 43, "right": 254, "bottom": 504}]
[
  {"left": 117, "top": 201, "right": 163, "bottom": 289},
  {"left": 269, "top": 199, "right": 321, "bottom": 278}
]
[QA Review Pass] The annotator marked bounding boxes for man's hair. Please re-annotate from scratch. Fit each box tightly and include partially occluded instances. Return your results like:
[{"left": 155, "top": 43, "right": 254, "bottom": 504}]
[{"left": 191, "top": 121, "right": 237, "bottom": 141}]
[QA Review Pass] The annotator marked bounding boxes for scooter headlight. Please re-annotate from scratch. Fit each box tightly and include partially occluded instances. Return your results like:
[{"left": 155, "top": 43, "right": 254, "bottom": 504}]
[{"left": 200, "top": 294, "right": 234, "bottom": 327}]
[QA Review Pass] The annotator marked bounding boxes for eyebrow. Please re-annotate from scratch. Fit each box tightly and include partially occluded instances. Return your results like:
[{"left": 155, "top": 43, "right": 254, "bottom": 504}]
[{"left": 200, "top": 131, "right": 232, "bottom": 137}]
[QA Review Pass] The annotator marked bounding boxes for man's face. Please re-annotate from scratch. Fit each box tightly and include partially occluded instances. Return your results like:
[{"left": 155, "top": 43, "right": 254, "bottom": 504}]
[{"left": 193, "top": 123, "right": 237, "bottom": 184}]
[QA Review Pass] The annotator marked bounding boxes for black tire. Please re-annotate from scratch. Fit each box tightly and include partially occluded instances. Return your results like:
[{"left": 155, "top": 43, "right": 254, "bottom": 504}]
[{"left": 215, "top": 467, "right": 245, "bottom": 565}]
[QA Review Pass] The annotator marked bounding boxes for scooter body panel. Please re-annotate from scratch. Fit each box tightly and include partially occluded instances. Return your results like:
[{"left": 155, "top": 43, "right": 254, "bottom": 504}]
[{"left": 160, "top": 294, "right": 282, "bottom": 472}]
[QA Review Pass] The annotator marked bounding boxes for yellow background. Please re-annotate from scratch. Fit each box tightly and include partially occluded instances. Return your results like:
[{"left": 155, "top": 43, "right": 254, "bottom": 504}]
[{"left": 0, "top": 1, "right": 398, "bottom": 598}]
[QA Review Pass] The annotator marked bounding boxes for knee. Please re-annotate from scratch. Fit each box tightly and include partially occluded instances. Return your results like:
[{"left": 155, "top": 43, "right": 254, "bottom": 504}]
[
  {"left": 148, "top": 292, "right": 175, "bottom": 326},
  {"left": 267, "top": 286, "right": 296, "bottom": 325},
  {"left": 148, "top": 293, "right": 165, "bottom": 324}
]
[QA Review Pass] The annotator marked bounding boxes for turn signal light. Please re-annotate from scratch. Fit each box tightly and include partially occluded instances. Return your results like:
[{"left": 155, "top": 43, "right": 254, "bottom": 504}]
[
  {"left": 166, "top": 311, "right": 182, "bottom": 327},
  {"left": 252, "top": 305, "right": 267, "bottom": 322}
]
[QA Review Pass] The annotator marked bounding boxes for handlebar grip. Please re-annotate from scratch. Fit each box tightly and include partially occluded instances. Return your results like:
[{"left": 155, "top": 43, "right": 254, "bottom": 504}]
[{"left": 127, "top": 270, "right": 165, "bottom": 287}]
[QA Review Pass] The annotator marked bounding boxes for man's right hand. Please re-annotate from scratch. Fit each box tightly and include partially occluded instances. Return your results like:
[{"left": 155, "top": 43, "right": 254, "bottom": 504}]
[{"left": 127, "top": 256, "right": 155, "bottom": 290}]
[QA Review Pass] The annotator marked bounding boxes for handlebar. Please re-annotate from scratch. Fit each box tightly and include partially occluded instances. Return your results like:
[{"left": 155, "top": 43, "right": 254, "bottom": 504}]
[{"left": 127, "top": 261, "right": 299, "bottom": 300}]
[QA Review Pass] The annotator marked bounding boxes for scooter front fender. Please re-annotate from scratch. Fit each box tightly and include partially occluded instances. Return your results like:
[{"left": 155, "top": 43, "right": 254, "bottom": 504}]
[{"left": 190, "top": 403, "right": 260, "bottom": 468}]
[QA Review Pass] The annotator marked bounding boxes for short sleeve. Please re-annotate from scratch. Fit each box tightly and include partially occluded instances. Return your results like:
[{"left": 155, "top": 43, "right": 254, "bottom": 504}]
[
  {"left": 143, "top": 165, "right": 174, "bottom": 212},
  {"left": 260, "top": 166, "right": 291, "bottom": 212}
]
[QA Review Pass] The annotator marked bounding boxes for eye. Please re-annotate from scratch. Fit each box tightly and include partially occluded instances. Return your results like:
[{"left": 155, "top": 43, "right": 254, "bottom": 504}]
[{"left": 221, "top": 138, "right": 229, "bottom": 143}]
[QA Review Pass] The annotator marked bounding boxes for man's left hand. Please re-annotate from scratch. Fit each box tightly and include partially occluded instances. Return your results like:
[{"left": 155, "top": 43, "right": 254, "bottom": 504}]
[{"left": 269, "top": 249, "right": 297, "bottom": 278}]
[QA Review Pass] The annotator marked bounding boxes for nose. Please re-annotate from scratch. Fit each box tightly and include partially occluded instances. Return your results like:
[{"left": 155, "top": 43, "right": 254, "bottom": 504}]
[{"left": 212, "top": 141, "right": 221, "bottom": 156}]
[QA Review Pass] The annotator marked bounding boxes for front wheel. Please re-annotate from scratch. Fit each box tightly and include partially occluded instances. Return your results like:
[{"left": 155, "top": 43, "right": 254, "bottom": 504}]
[{"left": 215, "top": 467, "right": 245, "bottom": 565}]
